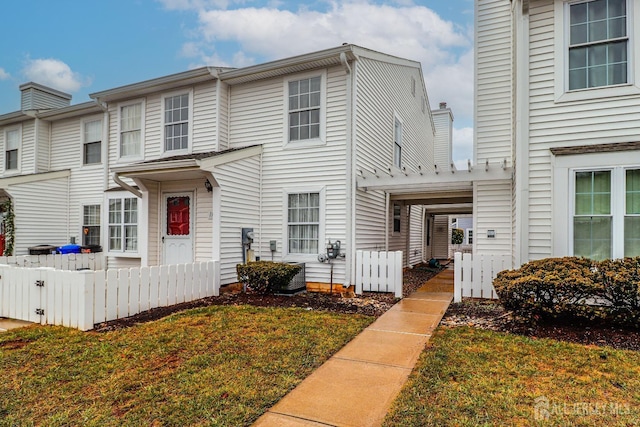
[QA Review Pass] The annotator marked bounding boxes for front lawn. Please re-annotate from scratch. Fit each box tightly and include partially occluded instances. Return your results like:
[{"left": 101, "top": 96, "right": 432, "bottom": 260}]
[
  {"left": 0, "top": 305, "right": 372, "bottom": 426},
  {"left": 384, "top": 327, "right": 640, "bottom": 426}
]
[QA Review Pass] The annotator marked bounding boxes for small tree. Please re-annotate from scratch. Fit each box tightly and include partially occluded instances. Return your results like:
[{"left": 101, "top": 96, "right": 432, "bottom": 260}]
[{"left": 451, "top": 228, "right": 464, "bottom": 245}]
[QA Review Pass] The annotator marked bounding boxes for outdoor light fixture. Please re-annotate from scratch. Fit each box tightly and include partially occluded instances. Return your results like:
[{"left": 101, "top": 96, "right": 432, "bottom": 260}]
[{"left": 204, "top": 179, "right": 213, "bottom": 192}]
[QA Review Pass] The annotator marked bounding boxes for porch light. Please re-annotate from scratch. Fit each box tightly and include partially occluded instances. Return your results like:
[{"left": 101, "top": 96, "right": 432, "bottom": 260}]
[{"left": 204, "top": 179, "right": 213, "bottom": 193}]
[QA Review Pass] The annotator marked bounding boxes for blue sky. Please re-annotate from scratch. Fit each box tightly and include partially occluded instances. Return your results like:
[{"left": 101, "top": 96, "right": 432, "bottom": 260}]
[{"left": 0, "top": 0, "right": 475, "bottom": 165}]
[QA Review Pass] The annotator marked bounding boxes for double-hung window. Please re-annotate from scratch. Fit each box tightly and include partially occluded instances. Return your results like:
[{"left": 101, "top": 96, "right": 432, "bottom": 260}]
[
  {"left": 288, "top": 76, "right": 321, "bottom": 142},
  {"left": 83, "top": 119, "right": 102, "bottom": 165},
  {"left": 573, "top": 170, "right": 612, "bottom": 259},
  {"left": 287, "top": 192, "right": 319, "bottom": 254},
  {"left": 164, "top": 93, "right": 189, "bottom": 152},
  {"left": 394, "top": 117, "right": 403, "bottom": 168},
  {"left": 120, "top": 102, "right": 142, "bottom": 158},
  {"left": 4, "top": 127, "right": 19, "bottom": 171},
  {"left": 82, "top": 205, "right": 101, "bottom": 246},
  {"left": 108, "top": 197, "right": 138, "bottom": 253},
  {"left": 568, "top": 0, "right": 628, "bottom": 90}
]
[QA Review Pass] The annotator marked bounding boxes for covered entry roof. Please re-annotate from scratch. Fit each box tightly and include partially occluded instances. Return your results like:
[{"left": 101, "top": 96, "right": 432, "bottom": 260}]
[{"left": 356, "top": 165, "right": 513, "bottom": 214}]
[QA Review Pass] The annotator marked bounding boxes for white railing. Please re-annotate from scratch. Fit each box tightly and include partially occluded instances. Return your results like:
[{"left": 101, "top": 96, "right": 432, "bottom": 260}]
[
  {"left": 355, "top": 250, "right": 403, "bottom": 298},
  {"left": 453, "top": 252, "right": 511, "bottom": 302},
  {"left": 0, "top": 253, "right": 105, "bottom": 270},
  {"left": 0, "top": 260, "right": 219, "bottom": 331}
]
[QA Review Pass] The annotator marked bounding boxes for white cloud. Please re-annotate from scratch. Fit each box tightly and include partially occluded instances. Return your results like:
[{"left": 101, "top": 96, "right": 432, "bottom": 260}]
[
  {"left": 22, "top": 58, "right": 88, "bottom": 93},
  {"left": 172, "top": 0, "right": 475, "bottom": 154},
  {"left": 453, "top": 126, "right": 474, "bottom": 169},
  {"left": 0, "top": 68, "right": 10, "bottom": 80},
  {"left": 183, "top": 2, "right": 473, "bottom": 123}
]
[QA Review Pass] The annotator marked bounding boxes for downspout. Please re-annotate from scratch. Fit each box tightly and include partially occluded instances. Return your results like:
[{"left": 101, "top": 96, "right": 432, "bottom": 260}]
[
  {"left": 342, "top": 51, "right": 355, "bottom": 288},
  {"left": 113, "top": 172, "right": 142, "bottom": 198},
  {"left": 514, "top": 0, "right": 530, "bottom": 268},
  {"left": 96, "top": 100, "right": 110, "bottom": 194}
]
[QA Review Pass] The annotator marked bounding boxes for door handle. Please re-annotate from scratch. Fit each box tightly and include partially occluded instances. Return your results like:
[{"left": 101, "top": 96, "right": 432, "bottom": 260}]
[{"left": 162, "top": 236, "right": 165, "bottom": 243}]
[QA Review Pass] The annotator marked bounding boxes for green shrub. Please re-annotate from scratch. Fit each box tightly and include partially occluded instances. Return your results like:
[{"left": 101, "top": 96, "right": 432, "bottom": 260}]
[
  {"left": 493, "top": 257, "right": 600, "bottom": 322},
  {"left": 595, "top": 257, "right": 640, "bottom": 326},
  {"left": 236, "top": 261, "right": 302, "bottom": 295}
]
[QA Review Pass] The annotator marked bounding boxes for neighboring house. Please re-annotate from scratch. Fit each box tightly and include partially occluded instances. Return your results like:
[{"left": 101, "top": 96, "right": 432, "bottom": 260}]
[{"left": 0, "top": 44, "right": 455, "bottom": 289}]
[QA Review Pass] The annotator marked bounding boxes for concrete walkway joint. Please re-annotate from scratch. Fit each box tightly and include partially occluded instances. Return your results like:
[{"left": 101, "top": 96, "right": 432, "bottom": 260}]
[{"left": 253, "top": 268, "right": 454, "bottom": 427}]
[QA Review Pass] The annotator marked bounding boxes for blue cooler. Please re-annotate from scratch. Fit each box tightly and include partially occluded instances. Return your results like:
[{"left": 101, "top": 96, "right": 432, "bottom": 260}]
[{"left": 57, "top": 244, "right": 81, "bottom": 254}]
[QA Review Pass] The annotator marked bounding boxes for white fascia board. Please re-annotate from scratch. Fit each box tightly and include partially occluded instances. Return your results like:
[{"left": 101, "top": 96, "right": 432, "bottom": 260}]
[
  {"left": 0, "top": 169, "right": 70, "bottom": 188},
  {"left": 90, "top": 67, "right": 222, "bottom": 102},
  {"left": 36, "top": 101, "right": 103, "bottom": 120}
]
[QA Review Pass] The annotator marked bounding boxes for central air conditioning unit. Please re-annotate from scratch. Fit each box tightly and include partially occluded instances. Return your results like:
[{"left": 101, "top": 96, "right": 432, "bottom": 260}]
[{"left": 276, "top": 262, "right": 306, "bottom": 295}]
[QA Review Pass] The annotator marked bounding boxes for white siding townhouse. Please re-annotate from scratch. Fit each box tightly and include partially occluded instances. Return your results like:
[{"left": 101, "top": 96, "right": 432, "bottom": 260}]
[{"left": 0, "top": 44, "right": 456, "bottom": 290}]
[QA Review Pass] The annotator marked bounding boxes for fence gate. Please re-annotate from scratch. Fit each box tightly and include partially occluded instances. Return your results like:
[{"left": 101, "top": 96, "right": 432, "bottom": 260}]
[
  {"left": 1, "top": 266, "right": 53, "bottom": 325},
  {"left": 355, "top": 250, "right": 403, "bottom": 298}
]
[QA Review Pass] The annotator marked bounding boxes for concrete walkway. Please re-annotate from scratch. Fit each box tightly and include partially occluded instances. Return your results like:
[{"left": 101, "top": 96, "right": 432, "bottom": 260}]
[
  {"left": 0, "top": 318, "right": 33, "bottom": 332},
  {"left": 254, "top": 268, "right": 454, "bottom": 427}
]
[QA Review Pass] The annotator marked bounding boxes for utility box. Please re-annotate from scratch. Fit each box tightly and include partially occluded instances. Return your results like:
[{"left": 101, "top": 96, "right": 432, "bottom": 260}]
[{"left": 276, "top": 263, "right": 306, "bottom": 295}]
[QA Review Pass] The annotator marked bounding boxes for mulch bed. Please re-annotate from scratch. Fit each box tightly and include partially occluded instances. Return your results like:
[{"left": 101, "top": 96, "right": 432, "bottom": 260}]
[
  {"left": 94, "top": 264, "right": 442, "bottom": 333},
  {"left": 441, "top": 299, "right": 640, "bottom": 352}
]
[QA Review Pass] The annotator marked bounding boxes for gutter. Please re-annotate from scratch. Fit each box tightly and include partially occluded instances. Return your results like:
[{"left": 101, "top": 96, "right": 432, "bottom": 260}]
[{"left": 112, "top": 172, "right": 142, "bottom": 198}]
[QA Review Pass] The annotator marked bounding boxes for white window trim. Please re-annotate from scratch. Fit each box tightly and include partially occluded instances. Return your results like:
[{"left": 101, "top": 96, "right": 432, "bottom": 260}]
[
  {"left": 465, "top": 228, "right": 473, "bottom": 245},
  {"left": 105, "top": 191, "right": 143, "bottom": 258},
  {"left": 554, "top": 0, "right": 640, "bottom": 103},
  {"left": 552, "top": 151, "right": 639, "bottom": 258},
  {"left": 161, "top": 89, "right": 193, "bottom": 156},
  {"left": 393, "top": 113, "right": 403, "bottom": 169},
  {"left": 3, "top": 124, "right": 21, "bottom": 175},
  {"left": 80, "top": 202, "right": 102, "bottom": 247},
  {"left": 80, "top": 115, "right": 103, "bottom": 167},
  {"left": 282, "top": 186, "right": 326, "bottom": 262},
  {"left": 116, "top": 98, "right": 145, "bottom": 162},
  {"left": 283, "top": 70, "right": 327, "bottom": 149}
]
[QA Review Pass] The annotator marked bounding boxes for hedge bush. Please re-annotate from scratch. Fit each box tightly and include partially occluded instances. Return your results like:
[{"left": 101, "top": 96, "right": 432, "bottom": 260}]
[
  {"left": 236, "top": 261, "right": 302, "bottom": 295},
  {"left": 493, "top": 256, "right": 640, "bottom": 327}
]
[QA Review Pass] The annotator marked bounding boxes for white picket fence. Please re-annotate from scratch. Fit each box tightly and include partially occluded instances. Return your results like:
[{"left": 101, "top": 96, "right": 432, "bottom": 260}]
[
  {"left": 0, "top": 253, "right": 104, "bottom": 270},
  {"left": 355, "top": 250, "right": 403, "bottom": 298},
  {"left": 453, "top": 252, "right": 511, "bottom": 302},
  {"left": 0, "top": 260, "right": 219, "bottom": 331}
]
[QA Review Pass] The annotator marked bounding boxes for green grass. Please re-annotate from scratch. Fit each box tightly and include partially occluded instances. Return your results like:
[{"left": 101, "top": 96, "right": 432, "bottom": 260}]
[
  {"left": 0, "top": 305, "right": 372, "bottom": 426},
  {"left": 384, "top": 327, "right": 640, "bottom": 426}
]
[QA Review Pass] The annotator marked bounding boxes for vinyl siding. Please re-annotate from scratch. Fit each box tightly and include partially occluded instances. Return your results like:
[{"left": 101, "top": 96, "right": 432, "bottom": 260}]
[
  {"left": 36, "top": 119, "right": 50, "bottom": 173},
  {"left": 214, "top": 156, "right": 261, "bottom": 284},
  {"left": 19, "top": 121, "right": 36, "bottom": 175},
  {"left": 354, "top": 57, "right": 435, "bottom": 256},
  {"left": 9, "top": 176, "right": 69, "bottom": 255},
  {"left": 408, "top": 205, "right": 424, "bottom": 265},
  {"left": 432, "top": 215, "right": 449, "bottom": 259},
  {"left": 144, "top": 180, "right": 160, "bottom": 266},
  {"left": 476, "top": 0, "right": 514, "bottom": 165},
  {"left": 524, "top": 0, "right": 640, "bottom": 258},
  {"left": 474, "top": 180, "right": 513, "bottom": 255},
  {"left": 192, "top": 82, "right": 217, "bottom": 153},
  {"left": 227, "top": 65, "right": 349, "bottom": 285},
  {"left": 432, "top": 109, "right": 453, "bottom": 170}
]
